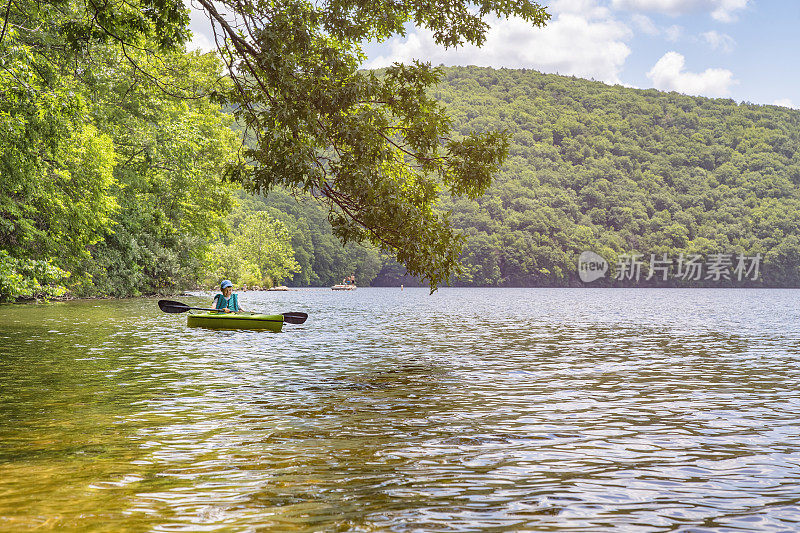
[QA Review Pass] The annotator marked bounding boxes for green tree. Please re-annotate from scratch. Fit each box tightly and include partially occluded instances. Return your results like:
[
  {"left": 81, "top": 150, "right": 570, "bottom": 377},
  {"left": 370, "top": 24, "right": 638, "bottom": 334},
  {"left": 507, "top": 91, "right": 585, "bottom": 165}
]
[
  {"left": 195, "top": 0, "right": 549, "bottom": 289},
  {"left": 233, "top": 212, "right": 300, "bottom": 286},
  {"left": 81, "top": 47, "right": 239, "bottom": 296},
  {"left": 204, "top": 241, "right": 262, "bottom": 287},
  {"left": 1, "top": 6, "right": 238, "bottom": 298},
  {"left": 0, "top": 33, "right": 118, "bottom": 294},
  {"left": 0, "top": 251, "right": 71, "bottom": 301}
]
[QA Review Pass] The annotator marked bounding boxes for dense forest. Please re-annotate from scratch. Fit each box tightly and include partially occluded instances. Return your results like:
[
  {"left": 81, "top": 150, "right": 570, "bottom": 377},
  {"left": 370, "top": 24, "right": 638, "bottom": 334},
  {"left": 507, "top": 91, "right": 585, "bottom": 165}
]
[
  {"left": 0, "top": 27, "right": 239, "bottom": 300},
  {"left": 432, "top": 67, "right": 800, "bottom": 287},
  {"left": 226, "top": 67, "right": 800, "bottom": 288},
  {"left": 2, "top": 58, "right": 799, "bottom": 299}
]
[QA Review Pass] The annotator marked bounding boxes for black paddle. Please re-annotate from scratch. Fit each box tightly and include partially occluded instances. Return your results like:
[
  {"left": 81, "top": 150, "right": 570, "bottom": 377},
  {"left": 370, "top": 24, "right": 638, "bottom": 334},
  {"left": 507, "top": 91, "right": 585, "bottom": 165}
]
[
  {"left": 158, "top": 300, "right": 220, "bottom": 313},
  {"left": 281, "top": 312, "right": 309, "bottom": 324},
  {"left": 158, "top": 300, "right": 308, "bottom": 324}
]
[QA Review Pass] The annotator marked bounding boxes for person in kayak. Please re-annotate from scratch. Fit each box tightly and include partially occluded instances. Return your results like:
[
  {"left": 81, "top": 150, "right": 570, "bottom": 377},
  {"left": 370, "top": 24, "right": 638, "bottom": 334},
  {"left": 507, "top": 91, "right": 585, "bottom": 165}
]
[{"left": 212, "top": 280, "right": 244, "bottom": 313}]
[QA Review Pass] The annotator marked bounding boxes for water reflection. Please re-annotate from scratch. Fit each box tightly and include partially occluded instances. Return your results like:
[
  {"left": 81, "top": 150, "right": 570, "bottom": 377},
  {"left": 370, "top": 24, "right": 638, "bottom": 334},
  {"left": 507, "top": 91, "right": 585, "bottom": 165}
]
[{"left": 1, "top": 289, "right": 799, "bottom": 531}]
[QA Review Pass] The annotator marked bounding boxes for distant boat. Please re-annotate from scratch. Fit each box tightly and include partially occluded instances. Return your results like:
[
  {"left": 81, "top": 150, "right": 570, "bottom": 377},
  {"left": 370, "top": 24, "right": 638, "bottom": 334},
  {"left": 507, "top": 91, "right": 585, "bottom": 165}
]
[{"left": 332, "top": 278, "right": 357, "bottom": 290}]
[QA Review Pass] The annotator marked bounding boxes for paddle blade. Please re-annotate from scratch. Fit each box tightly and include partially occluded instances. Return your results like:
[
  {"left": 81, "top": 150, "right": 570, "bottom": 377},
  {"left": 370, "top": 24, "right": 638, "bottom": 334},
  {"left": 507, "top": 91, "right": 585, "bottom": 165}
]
[
  {"left": 158, "top": 300, "right": 191, "bottom": 313},
  {"left": 282, "top": 312, "right": 308, "bottom": 324}
]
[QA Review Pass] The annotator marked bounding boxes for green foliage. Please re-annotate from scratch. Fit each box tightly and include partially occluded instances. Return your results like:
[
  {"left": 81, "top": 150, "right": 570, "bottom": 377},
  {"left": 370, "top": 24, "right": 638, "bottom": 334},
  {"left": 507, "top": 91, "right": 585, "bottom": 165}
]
[
  {"left": 430, "top": 67, "right": 800, "bottom": 287},
  {"left": 0, "top": 7, "right": 237, "bottom": 299},
  {"left": 233, "top": 211, "right": 300, "bottom": 285},
  {"left": 0, "top": 251, "right": 71, "bottom": 301},
  {"left": 3, "top": 0, "right": 189, "bottom": 55},
  {"left": 0, "top": 35, "right": 118, "bottom": 277},
  {"left": 197, "top": 0, "right": 549, "bottom": 290},
  {"left": 204, "top": 204, "right": 300, "bottom": 288},
  {"left": 204, "top": 242, "right": 263, "bottom": 287},
  {"left": 81, "top": 48, "right": 239, "bottom": 296}
]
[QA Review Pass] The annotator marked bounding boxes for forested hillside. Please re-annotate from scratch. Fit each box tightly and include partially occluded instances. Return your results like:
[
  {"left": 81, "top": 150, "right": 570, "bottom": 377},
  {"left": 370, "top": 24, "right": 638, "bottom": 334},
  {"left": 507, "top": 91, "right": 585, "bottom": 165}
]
[
  {"left": 334, "top": 66, "right": 793, "bottom": 287},
  {"left": 249, "top": 67, "right": 800, "bottom": 287},
  {"left": 434, "top": 67, "right": 800, "bottom": 286}
]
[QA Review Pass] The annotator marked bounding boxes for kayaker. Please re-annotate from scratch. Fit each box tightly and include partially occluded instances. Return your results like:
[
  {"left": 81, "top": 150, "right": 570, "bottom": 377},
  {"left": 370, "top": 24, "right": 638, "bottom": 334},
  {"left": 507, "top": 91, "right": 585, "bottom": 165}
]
[{"left": 212, "top": 280, "right": 244, "bottom": 313}]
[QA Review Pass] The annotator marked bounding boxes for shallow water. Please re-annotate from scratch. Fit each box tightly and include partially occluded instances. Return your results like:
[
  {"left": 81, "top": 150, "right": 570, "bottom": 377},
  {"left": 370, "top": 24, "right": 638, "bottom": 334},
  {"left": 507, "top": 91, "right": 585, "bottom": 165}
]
[{"left": 1, "top": 288, "right": 799, "bottom": 531}]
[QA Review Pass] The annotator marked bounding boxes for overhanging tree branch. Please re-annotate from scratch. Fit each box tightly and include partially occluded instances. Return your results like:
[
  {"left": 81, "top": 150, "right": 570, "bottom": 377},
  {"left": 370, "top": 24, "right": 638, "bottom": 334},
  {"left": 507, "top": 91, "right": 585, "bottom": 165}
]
[{"left": 187, "top": 0, "right": 548, "bottom": 289}]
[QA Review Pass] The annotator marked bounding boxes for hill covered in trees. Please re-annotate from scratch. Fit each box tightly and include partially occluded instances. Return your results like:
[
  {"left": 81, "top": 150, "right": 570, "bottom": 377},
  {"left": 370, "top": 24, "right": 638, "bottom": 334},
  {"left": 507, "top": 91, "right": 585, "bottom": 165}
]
[
  {"left": 419, "top": 66, "right": 800, "bottom": 286},
  {"left": 318, "top": 66, "right": 795, "bottom": 287},
  {"left": 209, "top": 66, "right": 800, "bottom": 289}
]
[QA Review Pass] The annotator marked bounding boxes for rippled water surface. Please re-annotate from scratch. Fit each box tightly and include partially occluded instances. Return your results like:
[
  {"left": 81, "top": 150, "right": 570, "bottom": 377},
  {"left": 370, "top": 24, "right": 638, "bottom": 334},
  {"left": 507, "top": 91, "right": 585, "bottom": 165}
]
[{"left": 1, "top": 288, "right": 800, "bottom": 531}]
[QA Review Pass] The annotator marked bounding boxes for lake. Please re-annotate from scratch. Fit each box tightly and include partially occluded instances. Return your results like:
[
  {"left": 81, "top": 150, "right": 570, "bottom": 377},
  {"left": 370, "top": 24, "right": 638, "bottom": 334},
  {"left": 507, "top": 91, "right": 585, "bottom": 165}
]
[{"left": 1, "top": 288, "right": 799, "bottom": 531}]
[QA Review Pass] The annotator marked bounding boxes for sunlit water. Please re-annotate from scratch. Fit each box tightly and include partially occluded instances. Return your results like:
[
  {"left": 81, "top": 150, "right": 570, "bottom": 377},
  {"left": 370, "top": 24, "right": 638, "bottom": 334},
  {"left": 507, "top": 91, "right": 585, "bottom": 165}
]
[{"left": 1, "top": 288, "right": 799, "bottom": 532}]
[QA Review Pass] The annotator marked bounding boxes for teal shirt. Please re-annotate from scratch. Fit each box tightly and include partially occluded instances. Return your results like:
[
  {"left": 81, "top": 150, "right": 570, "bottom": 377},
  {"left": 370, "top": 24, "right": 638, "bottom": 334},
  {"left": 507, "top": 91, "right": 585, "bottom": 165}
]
[{"left": 212, "top": 293, "right": 239, "bottom": 312}]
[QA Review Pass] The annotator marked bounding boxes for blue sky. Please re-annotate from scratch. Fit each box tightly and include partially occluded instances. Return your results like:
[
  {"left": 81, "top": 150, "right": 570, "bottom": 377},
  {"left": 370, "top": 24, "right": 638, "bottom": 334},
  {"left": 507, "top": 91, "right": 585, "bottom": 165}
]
[{"left": 187, "top": 0, "right": 800, "bottom": 108}]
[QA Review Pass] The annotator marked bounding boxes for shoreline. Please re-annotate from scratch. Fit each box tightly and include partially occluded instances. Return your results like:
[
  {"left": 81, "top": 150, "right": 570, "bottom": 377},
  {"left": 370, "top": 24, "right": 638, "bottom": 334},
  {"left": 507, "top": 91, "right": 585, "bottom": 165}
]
[{"left": 5, "top": 284, "right": 800, "bottom": 304}]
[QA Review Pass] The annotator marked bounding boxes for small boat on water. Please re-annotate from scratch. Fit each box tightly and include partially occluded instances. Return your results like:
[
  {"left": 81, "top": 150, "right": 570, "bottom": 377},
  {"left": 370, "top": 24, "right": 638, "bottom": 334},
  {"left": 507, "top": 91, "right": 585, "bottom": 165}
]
[
  {"left": 187, "top": 312, "right": 284, "bottom": 332},
  {"left": 332, "top": 276, "right": 356, "bottom": 290},
  {"left": 158, "top": 300, "right": 307, "bottom": 332}
]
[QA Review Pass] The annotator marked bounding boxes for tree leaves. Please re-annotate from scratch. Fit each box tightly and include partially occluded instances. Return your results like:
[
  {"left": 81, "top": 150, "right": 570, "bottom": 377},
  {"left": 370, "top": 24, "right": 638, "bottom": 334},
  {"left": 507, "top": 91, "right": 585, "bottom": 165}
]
[
  {"left": 197, "top": 0, "right": 549, "bottom": 290},
  {"left": 0, "top": 5, "right": 239, "bottom": 297}
]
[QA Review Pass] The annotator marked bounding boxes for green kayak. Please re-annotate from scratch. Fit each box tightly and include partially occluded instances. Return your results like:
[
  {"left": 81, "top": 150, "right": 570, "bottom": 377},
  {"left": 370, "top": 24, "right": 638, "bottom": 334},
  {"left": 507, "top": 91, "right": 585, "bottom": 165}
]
[{"left": 187, "top": 312, "right": 284, "bottom": 332}]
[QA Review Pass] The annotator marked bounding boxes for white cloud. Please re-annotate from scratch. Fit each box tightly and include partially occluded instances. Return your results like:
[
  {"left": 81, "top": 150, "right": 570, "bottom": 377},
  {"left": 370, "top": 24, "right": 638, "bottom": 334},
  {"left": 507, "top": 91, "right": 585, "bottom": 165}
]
[
  {"left": 631, "top": 14, "right": 659, "bottom": 35},
  {"left": 188, "top": 30, "right": 216, "bottom": 53},
  {"left": 551, "top": 0, "right": 612, "bottom": 17},
  {"left": 772, "top": 99, "right": 797, "bottom": 109},
  {"left": 614, "top": 0, "right": 696, "bottom": 15},
  {"left": 646, "top": 51, "right": 736, "bottom": 97},
  {"left": 366, "top": 2, "right": 632, "bottom": 84},
  {"left": 664, "top": 25, "right": 683, "bottom": 42},
  {"left": 629, "top": 15, "right": 682, "bottom": 42},
  {"left": 185, "top": 0, "right": 219, "bottom": 53},
  {"left": 611, "top": 0, "right": 748, "bottom": 22},
  {"left": 710, "top": 0, "right": 748, "bottom": 22},
  {"left": 701, "top": 30, "right": 735, "bottom": 52}
]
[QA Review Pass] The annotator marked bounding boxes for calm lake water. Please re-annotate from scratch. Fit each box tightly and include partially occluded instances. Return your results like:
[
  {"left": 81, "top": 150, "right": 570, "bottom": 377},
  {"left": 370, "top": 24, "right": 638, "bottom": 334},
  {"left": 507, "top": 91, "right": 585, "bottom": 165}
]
[{"left": 1, "top": 288, "right": 799, "bottom": 532}]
